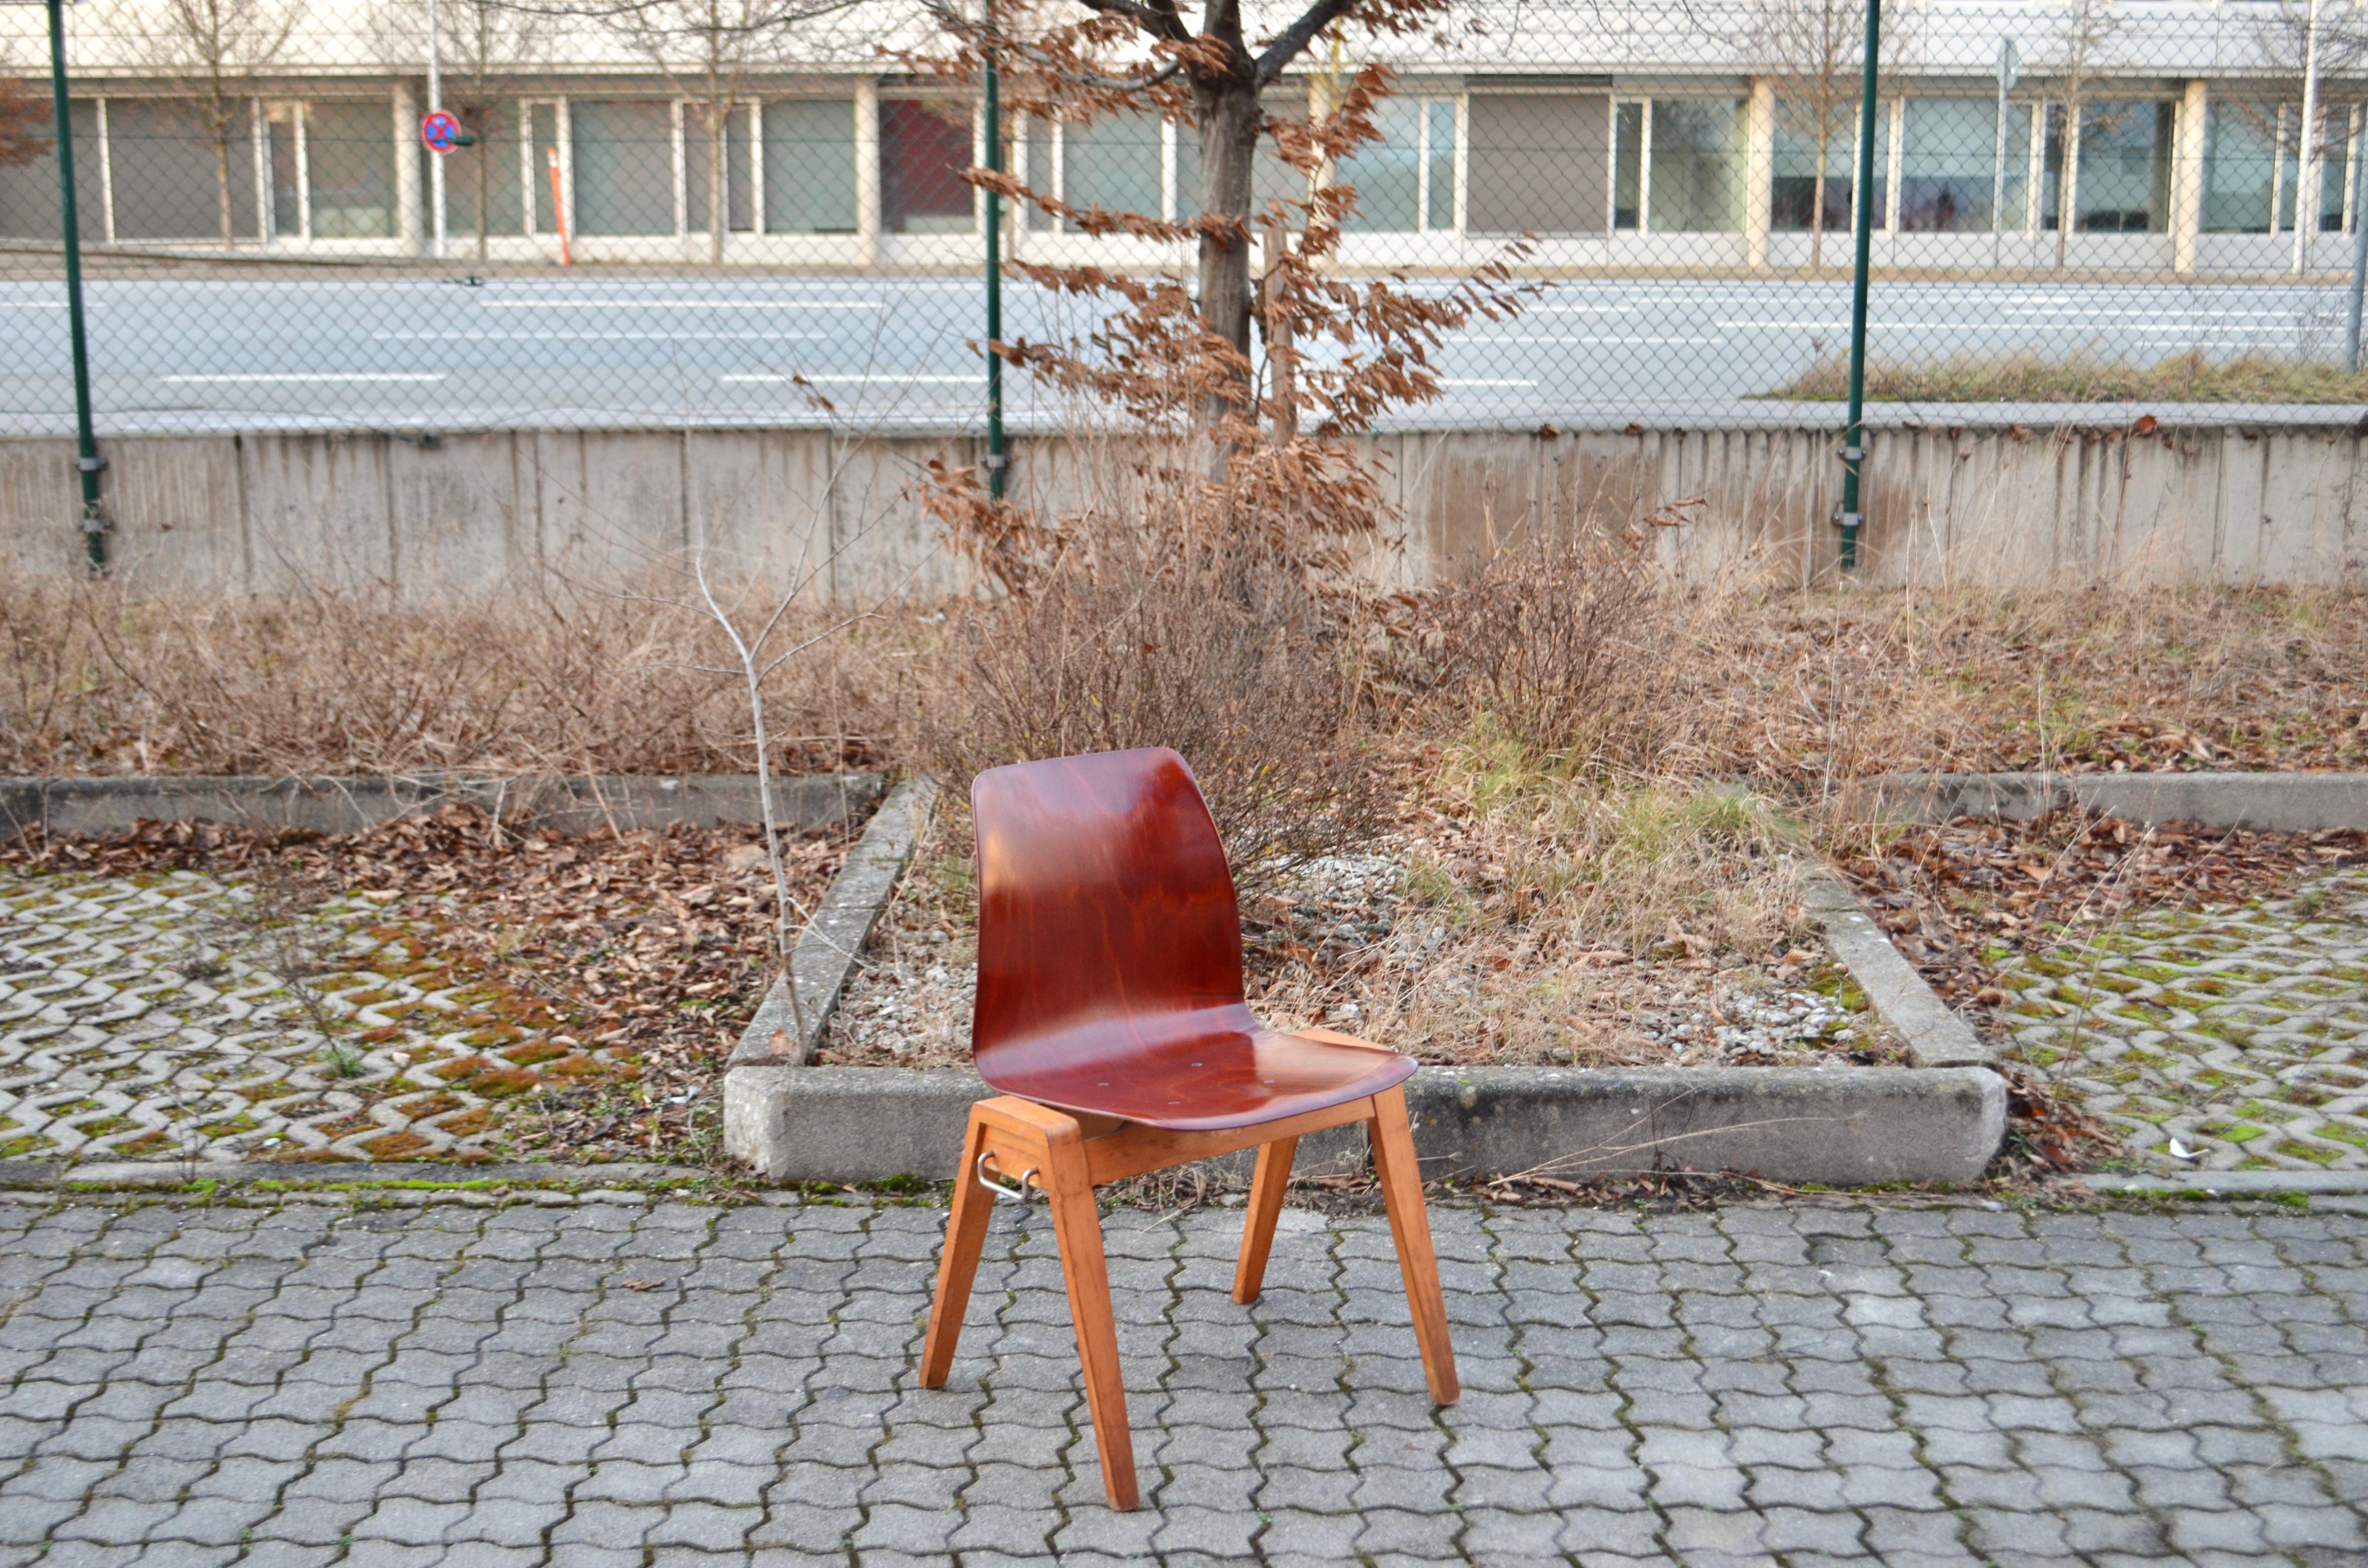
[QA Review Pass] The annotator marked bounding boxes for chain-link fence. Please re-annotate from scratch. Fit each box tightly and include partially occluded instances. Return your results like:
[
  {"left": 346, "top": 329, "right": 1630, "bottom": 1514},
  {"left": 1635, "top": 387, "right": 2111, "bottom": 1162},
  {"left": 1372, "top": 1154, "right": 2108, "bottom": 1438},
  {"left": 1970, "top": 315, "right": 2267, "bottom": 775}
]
[{"left": 3, "top": 0, "right": 2366, "bottom": 444}]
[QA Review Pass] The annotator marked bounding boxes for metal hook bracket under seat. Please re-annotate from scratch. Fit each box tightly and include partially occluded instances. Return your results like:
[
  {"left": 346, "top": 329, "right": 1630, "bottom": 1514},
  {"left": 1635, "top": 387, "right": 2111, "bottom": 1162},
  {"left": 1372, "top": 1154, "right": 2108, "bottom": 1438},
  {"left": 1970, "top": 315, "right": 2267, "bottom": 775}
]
[{"left": 977, "top": 1151, "right": 1040, "bottom": 1205}]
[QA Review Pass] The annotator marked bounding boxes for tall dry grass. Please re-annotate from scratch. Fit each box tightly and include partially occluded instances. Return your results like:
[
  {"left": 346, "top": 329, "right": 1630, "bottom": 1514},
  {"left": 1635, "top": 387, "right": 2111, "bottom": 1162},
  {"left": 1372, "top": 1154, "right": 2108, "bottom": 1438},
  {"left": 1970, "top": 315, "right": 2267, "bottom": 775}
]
[
  {"left": 1678, "top": 581, "right": 2368, "bottom": 788},
  {"left": 0, "top": 575, "right": 901, "bottom": 778},
  {"left": 8, "top": 552, "right": 2358, "bottom": 802}
]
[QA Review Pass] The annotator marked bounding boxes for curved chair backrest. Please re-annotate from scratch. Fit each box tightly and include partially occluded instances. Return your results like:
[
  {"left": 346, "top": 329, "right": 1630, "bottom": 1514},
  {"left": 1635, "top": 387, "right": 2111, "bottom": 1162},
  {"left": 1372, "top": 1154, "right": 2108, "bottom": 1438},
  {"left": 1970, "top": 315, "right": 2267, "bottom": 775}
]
[{"left": 970, "top": 747, "right": 1253, "bottom": 1087}]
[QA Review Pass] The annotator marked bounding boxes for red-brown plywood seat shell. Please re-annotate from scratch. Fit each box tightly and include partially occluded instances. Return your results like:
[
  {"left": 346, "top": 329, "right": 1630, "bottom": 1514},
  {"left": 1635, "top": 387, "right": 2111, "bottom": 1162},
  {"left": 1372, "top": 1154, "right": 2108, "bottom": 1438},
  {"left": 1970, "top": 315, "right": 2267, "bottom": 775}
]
[{"left": 970, "top": 747, "right": 1415, "bottom": 1133}]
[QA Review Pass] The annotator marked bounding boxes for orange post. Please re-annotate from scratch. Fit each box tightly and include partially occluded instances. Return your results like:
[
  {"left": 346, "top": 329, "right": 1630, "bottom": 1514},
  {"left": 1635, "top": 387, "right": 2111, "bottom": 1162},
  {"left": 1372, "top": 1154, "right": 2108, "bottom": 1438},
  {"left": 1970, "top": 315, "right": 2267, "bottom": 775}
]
[{"left": 545, "top": 147, "right": 570, "bottom": 267}]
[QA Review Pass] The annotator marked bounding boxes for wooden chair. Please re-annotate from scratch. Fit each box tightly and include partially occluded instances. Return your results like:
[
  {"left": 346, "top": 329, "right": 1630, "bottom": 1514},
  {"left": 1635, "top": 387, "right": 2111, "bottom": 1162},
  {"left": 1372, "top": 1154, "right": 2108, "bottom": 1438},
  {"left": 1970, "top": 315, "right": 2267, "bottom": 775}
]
[{"left": 919, "top": 747, "right": 1458, "bottom": 1511}]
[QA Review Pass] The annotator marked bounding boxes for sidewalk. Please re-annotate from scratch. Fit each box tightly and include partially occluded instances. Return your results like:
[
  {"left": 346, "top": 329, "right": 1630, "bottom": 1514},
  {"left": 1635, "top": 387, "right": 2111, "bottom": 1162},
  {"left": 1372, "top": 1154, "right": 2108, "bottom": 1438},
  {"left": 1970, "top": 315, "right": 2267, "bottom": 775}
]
[{"left": 0, "top": 1193, "right": 2362, "bottom": 1567}]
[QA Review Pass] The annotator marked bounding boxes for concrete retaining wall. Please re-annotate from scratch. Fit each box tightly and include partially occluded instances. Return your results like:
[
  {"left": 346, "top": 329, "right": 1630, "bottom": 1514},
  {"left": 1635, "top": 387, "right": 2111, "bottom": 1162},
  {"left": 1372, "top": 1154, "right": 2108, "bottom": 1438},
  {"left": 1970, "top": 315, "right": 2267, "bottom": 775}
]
[{"left": 8, "top": 416, "right": 2368, "bottom": 596}]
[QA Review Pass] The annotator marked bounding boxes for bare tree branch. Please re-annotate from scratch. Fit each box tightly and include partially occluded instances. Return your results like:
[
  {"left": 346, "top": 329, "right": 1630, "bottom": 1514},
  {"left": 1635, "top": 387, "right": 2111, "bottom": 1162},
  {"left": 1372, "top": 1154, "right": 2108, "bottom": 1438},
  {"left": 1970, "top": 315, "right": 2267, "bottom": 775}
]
[{"left": 1255, "top": 0, "right": 1364, "bottom": 84}]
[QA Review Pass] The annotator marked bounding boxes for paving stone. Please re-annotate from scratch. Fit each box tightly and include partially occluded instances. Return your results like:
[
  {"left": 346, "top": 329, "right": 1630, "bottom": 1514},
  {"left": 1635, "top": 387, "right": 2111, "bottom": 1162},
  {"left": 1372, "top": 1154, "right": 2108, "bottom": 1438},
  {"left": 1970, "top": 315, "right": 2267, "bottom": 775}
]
[
  {"left": 1996, "top": 866, "right": 2368, "bottom": 1172},
  {"left": 0, "top": 869, "right": 644, "bottom": 1165},
  {"left": 0, "top": 1193, "right": 2362, "bottom": 1566}
]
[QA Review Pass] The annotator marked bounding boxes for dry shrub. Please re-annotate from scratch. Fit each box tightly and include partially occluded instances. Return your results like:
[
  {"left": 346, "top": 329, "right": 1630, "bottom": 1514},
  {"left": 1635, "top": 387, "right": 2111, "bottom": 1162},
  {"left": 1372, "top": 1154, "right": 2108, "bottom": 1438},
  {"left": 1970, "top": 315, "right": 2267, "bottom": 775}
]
[
  {"left": 915, "top": 492, "right": 1372, "bottom": 873},
  {"left": 0, "top": 574, "right": 897, "bottom": 777},
  {"left": 1415, "top": 525, "right": 1687, "bottom": 771}
]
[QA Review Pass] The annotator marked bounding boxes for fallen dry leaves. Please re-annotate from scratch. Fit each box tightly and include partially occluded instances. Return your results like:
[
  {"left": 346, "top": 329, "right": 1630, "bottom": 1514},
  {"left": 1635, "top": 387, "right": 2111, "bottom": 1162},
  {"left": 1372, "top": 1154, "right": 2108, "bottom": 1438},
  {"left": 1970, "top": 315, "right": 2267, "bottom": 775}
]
[
  {"left": 1834, "top": 810, "right": 2368, "bottom": 1014},
  {"left": 1834, "top": 811, "right": 2366, "bottom": 1173}
]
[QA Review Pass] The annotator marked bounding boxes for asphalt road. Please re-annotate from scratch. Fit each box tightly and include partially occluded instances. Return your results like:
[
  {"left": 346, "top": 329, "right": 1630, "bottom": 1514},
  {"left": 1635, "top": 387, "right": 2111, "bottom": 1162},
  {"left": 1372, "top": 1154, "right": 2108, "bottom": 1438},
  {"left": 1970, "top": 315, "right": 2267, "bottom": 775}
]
[{"left": 0, "top": 272, "right": 2359, "bottom": 435}]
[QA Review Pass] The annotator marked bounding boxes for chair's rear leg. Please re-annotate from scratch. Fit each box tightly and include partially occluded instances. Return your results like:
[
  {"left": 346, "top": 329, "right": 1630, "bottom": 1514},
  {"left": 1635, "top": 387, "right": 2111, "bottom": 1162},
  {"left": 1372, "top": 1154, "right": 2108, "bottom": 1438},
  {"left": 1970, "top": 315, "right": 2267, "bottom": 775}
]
[
  {"left": 1232, "top": 1134, "right": 1299, "bottom": 1305},
  {"left": 1043, "top": 1130, "right": 1138, "bottom": 1510},
  {"left": 1369, "top": 1085, "right": 1460, "bottom": 1405},
  {"left": 919, "top": 1109, "right": 998, "bottom": 1390}
]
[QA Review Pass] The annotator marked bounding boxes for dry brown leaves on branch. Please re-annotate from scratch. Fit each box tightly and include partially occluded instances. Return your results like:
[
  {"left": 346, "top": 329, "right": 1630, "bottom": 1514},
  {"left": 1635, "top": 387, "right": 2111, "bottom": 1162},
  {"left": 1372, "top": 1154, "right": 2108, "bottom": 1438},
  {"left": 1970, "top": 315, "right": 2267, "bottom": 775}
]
[
  {"left": 3, "top": 806, "right": 852, "bottom": 1163},
  {"left": 1832, "top": 809, "right": 2368, "bottom": 1013}
]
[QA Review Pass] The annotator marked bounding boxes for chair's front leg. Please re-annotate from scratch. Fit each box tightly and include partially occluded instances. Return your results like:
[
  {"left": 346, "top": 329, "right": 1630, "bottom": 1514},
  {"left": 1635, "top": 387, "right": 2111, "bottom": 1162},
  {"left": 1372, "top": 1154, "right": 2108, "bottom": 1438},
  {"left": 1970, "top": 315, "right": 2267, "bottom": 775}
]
[
  {"left": 1041, "top": 1120, "right": 1139, "bottom": 1510},
  {"left": 1232, "top": 1134, "right": 1299, "bottom": 1304},
  {"left": 919, "top": 1108, "right": 998, "bottom": 1389},
  {"left": 1369, "top": 1084, "right": 1460, "bottom": 1405}
]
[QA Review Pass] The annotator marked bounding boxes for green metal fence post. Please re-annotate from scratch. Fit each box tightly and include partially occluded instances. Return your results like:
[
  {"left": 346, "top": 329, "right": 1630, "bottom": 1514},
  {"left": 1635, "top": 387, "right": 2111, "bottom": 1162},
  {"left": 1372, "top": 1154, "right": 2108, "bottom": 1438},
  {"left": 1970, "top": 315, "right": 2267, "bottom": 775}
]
[
  {"left": 46, "top": 0, "right": 106, "bottom": 572},
  {"left": 1838, "top": 0, "right": 1881, "bottom": 575},
  {"left": 982, "top": 38, "right": 1007, "bottom": 503}
]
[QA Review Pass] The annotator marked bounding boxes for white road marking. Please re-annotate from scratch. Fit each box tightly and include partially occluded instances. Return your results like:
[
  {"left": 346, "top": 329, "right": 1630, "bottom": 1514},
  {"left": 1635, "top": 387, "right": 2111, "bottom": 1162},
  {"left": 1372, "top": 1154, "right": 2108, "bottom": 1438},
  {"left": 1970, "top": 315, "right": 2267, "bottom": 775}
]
[
  {"left": 161, "top": 373, "right": 448, "bottom": 383},
  {"left": 374, "top": 332, "right": 829, "bottom": 340},
  {"left": 1502, "top": 335, "right": 1726, "bottom": 344},
  {"left": 719, "top": 373, "right": 977, "bottom": 383},
  {"left": 478, "top": 299, "right": 888, "bottom": 309}
]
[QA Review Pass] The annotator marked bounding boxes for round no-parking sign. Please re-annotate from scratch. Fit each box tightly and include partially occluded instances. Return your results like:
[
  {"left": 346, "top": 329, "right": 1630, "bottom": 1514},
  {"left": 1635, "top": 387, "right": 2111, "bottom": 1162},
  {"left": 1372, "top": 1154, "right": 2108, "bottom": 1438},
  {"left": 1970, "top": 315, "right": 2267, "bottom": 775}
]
[{"left": 420, "top": 111, "right": 462, "bottom": 153}]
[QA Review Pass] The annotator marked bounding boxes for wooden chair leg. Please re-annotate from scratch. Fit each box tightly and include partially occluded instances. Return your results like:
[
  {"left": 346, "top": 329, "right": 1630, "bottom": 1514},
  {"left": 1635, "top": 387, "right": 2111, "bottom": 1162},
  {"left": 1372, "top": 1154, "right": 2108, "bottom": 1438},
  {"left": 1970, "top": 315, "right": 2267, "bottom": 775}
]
[
  {"left": 919, "top": 1109, "right": 997, "bottom": 1390},
  {"left": 1041, "top": 1122, "right": 1139, "bottom": 1510},
  {"left": 1369, "top": 1085, "right": 1459, "bottom": 1405},
  {"left": 1231, "top": 1134, "right": 1298, "bottom": 1304}
]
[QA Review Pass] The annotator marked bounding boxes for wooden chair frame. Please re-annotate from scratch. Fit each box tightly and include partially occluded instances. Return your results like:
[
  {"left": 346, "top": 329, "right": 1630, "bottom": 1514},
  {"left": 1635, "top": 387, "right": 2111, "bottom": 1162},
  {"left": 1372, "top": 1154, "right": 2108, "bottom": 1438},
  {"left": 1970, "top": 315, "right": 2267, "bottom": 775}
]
[{"left": 919, "top": 1067, "right": 1458, "bottom": 1511}]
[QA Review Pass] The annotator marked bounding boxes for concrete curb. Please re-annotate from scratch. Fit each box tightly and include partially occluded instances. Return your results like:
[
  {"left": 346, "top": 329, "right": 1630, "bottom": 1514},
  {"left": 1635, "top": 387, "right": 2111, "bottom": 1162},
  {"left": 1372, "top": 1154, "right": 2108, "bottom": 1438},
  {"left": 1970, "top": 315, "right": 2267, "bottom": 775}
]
[
  {"left": 717, "top": 791, "right": 2011, "bottom": 1187},
  {"left": 729, "top": 778, "right": 940, "bottom": 1068},
  {"left": 0, "top": 772, "right": 885, "bottom": 838},
  {"left": 723, "top": 1063, "right": 2006, "bottom": 1187},
  {"left": 1855, "top": 771, "right": 2368, "bottom": 833},
  {"left": 1801, "top": 868, "right": 1991, "bottom": 1068}
]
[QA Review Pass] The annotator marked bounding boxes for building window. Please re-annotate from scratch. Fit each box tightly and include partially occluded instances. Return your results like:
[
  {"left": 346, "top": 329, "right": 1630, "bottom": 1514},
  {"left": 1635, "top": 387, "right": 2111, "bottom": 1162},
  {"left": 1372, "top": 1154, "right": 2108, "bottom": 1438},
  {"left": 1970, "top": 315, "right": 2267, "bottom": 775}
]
[
  {"left": 111, "top": 99, "right": 261, "bottom": 241},
  {"left": 683, "top": 103, "right": 754, "bottom": 235},
  {"left": 1648, "top": 98, "right": 1743, "bottom": 232},
  {"left": 762, "top": 99, "right": 857, "bottom": 233},
  {"left": 444, "top": 100, "right": 524, "bottom": 245},
  {"left": 1771, "top": 99, "right": 1884, "bottom": 232},
  {"left": 1172, "top": 91, "right": 1311, "bottom": 227},
  {"left": 2271, "top": 103, "right": 2356, "bottom": 233},
  {"left": 1897, "top": 97, "right": 2024, "bottom": 232},
  {"left": 1467, "top": 92, "right": 1611, "bottom": 235},
  {"left": 0, "top": 100, "right": 99, "bottom": 240},
  {"left": 2045, "top": 101, "right": 2172, "bottom": 233},
  {"left": 881, "top": 97, "right": 974, "bottom": 234},
  {"left": 304, "top": 101, "right": 396, "bottom": 239},
  {"left": 1613, "top": 101, "right": 1641, "bottom": 227},
  {"left": 1064, "top": 111, "right": 1163, "bottom": 224},
  {"left": 2203, "top": 101, "right": 2275, "bottom": 233},
  {"left": 1337, "top": 95, "right": 1459, "bottom": 232},
  {"left": 572, "top": 100, "right": 674, "bottom": 236}
]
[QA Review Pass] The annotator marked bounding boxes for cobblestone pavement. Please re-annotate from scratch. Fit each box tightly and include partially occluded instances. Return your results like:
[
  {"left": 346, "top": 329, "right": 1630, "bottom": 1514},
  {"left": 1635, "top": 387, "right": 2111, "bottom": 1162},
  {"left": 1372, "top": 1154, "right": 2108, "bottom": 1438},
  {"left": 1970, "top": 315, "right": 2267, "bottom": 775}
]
[
  {"left": 0, "top": 871, "right": 623, "bottom": 1166},
  {"left": 1999, "top": 869, "right": 2368, "bottom": 1174},
  {"left": 1, "top": 1193, "right": 2364, "bottom": 1567}
]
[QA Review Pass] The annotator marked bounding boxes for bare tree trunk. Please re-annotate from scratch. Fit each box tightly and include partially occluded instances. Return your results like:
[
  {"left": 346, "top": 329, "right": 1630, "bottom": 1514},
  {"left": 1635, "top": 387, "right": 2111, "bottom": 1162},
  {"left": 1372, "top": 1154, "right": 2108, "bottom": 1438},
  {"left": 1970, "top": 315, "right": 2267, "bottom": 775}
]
[
  {"left": 474, "top": 131, "right": 489, "bottom": 260},
  {"left": 214, "top": 128, "right": 236, "bottom": 247},
  {"left": 2054, "top": 106, "right": 2076, "bottom": 270},
  {"left": 1810, "top": 130, "right": 1828, "bottom": 269},
  {"left": 709, "top": 110, "right": 727, "bottom": 266},
  {"left": 1192, "top": 72, "right": 1261, "bottom": 420}
]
